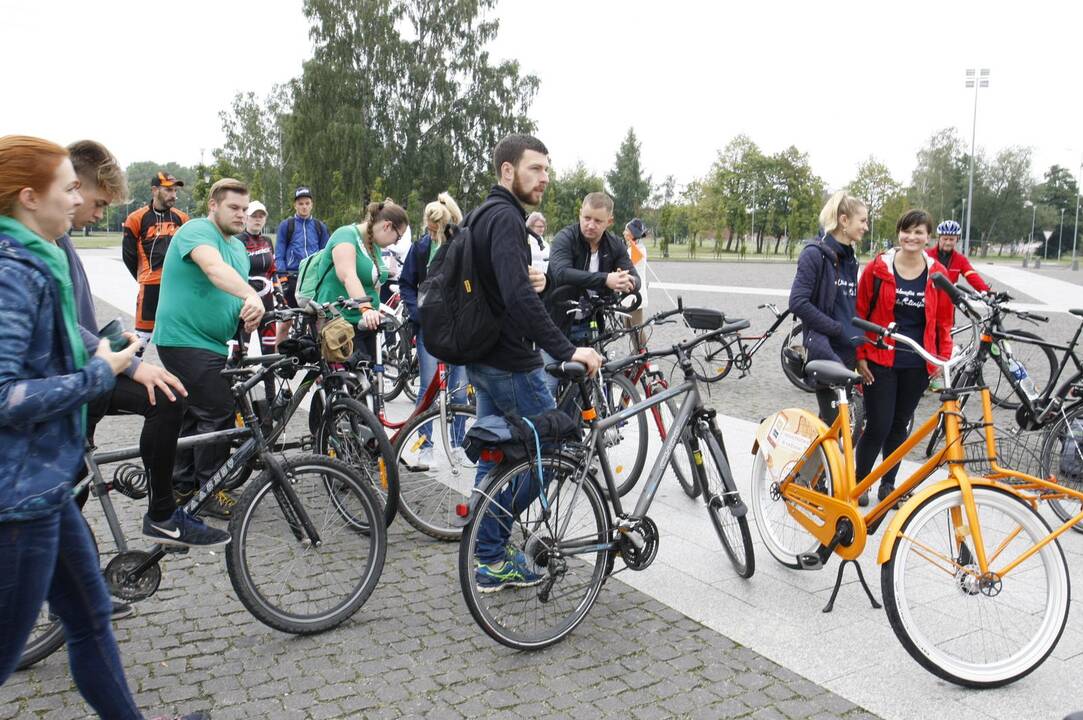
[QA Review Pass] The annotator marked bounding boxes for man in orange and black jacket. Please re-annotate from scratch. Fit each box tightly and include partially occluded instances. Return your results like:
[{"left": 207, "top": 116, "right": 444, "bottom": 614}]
[{"left": 123, "top": 171, "right": 189, "bottom": 351}]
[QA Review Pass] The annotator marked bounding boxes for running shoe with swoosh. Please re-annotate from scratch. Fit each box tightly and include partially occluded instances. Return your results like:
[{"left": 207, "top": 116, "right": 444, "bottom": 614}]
[{"left": 142, "top": 509, "right": 230, "bottom": 548}]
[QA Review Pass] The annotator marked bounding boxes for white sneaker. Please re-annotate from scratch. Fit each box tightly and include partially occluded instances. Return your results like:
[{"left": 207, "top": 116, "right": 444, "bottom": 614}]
[{"left": 417, "top": 447, "right": 434, "bottom": 470}]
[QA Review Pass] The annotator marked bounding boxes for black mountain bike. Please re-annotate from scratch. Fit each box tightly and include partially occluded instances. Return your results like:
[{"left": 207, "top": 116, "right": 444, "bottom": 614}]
[{"left": 19, "top": 349, "right": 387, "bottom": 670}]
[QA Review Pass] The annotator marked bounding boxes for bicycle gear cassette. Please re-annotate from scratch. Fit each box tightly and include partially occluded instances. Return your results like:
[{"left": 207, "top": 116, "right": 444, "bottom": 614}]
[
  {"left": 104, "top": 551, "right": 161, "bottom": 601},
  {"left": 617, "top": 516, "right": 659, "bottom": 571}
]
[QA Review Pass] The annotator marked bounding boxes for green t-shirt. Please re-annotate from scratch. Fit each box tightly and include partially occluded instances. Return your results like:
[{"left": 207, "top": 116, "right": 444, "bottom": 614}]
[
  {"left": 314, "top": 224, "right": 388, "bottom": 324},
  {"left": 152, "top": 218, "right": 251, "bottom": 355}
]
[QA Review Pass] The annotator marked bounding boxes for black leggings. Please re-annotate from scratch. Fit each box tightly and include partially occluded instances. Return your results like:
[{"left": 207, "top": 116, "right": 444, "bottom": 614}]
[
  {"left": 85, "top": 373, "right": 186, "bottom": 521},
  {"left": 157, "top": 346, "right": 235, "bottom": 494},
  {"left": 855, "top": 362, "right": 928, "bottom": 489}
]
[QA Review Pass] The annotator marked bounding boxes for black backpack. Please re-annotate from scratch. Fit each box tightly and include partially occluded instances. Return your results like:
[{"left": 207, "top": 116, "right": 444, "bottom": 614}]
[{"left": 417, "top": 200, "right": 502, "bottom": 365}]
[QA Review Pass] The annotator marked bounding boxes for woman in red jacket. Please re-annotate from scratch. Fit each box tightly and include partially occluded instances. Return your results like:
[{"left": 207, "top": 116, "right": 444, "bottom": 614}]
[{"left": 854, "top": 209, "right": 954, "bottom": 505}]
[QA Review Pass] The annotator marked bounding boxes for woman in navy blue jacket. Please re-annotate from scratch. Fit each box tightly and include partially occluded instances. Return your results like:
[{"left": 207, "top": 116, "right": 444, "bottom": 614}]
[
  {"left": 0, "top": 136, "right": 206, "bottom": 720},
  {"left": 399, "top": 193, "right": 469, "bottom": 467},
  {"left": 787, "top": 191, "right": 868, "bottom": 423}
]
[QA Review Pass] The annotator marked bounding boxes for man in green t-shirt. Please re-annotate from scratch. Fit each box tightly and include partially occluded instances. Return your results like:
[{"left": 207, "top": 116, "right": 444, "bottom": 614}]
[{"left": 154, "top": 178, "right": 263, "bottom": 519}]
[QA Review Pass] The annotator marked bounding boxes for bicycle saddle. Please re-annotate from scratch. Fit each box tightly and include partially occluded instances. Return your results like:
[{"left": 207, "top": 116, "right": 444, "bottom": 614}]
[
  {"left": 804, "top": 360, "right": 861, "bottom": 389},
  {"left": 1071, "top": 308, "right": 1083, "bottom": 318},
  {"left": 545, "top": 361, "right": 587, "bottom": 380}
]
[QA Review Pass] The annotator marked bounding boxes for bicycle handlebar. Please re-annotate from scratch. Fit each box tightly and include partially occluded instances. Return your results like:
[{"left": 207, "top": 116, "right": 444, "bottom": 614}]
[{"left": 603, "top": 318, "right": 750, "bottom": 375}]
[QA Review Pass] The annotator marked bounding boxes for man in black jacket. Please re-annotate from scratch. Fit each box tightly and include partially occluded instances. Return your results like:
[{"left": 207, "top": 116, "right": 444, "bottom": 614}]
[
  {"left": 542, "top": 192, "right": 640, "bottom": 390},
  {"left": 467, "top": 134, "right": 602, "bottom": 593}
]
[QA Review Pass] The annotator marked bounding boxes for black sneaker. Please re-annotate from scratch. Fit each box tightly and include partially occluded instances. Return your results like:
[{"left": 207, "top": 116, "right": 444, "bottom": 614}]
[
  {"left": 200, "top": 490, "right": 237, "bottom": 520},
  {"left": 173, "top": 485, "right": 195, "bottom": 508},
  {"left": 142, "top": 510, "right": 230, "bottom": 548}
]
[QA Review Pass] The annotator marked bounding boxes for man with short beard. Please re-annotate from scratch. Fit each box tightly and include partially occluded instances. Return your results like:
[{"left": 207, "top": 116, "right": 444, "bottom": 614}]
[
  {"left": 464, "top": 134, "right": 602, "bottom": 592},
  {"left": 61, "top": 141, "right": 226, "bottom": 551},
  {"left": 153, "top": 178, "right": 263, "bottom": 521},
  {"left": 123, "top": 170, "right": 189, "bottom": 350}
]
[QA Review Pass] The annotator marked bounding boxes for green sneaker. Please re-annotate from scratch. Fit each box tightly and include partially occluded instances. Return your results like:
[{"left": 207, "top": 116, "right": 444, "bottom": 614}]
[{"left": 475, "top": 556, "right": 543, "bottom": 593}]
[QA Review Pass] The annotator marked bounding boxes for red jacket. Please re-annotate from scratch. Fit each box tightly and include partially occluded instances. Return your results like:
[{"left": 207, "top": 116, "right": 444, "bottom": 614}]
[
  {"left": 856, "top": 250, "right": 955, "bottom": 373},
  {"left": 925, "top": 247, "right": 990, "bottom": 292}
]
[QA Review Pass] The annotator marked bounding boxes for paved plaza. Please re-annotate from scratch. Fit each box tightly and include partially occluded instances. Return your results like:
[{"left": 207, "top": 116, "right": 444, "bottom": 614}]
[{"left": 2, "top": 250, "right": 1081, "bottom": 719}]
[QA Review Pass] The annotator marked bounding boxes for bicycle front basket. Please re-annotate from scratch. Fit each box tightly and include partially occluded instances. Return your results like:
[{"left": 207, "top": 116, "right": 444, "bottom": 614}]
[{"left": 683, "top": 307, "right": 725, "bottom": 331}]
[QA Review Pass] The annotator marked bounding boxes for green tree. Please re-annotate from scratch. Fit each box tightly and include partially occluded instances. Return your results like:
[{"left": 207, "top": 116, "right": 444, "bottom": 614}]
[
  {"left": 606, "top": 127, "right": 652, "bottom": 227},
  {"left": 909, "top": 128, "right": 967, "bottom": 224},
  {"left": 280, "top": 0, "right": 538, "bottom": 227},
  {"left": 217, "top": 85, "right": 292, "bottom": 222},
  {"left": 1036, "top": 165, "right": 1079, "bottom": 258},
  {"left": 969, "top": 146, "right": 1033, "bottom": 255},
  {"left": 540, "top": 162, "right": 605, "bottom": 233},
  {"left": 848, "top": 157, "right": 901, "bottom": 253}
]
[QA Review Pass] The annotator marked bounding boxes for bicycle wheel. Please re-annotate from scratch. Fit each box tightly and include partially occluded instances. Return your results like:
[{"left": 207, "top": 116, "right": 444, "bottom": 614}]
[
  {"left": 459, "top": 453, "right": 611, "bottom": 650},
  {"left": 781, "top": 322, "right": 816, "bottom": 393},
  {"left": 15, "top": 514, "right": 97, "bottom": 670},
  {"left": 595, "top": 373, "right": 648, "bottom": 497},
  {"left": 700, "top": 429, "right": 755, "bottom": 578},
  {"left": 655, "top": 395, "right": 698, "bottom": 498},
  {"left": 983, "top": 330, "right": 1057, "bottom": 409},
  {"left": 750, "top": 443, "right": 832, "bottom": 568},
  {"left": 380, "top": 322, "right": 411, "bottom": 403},
  {"left": 227, "top": 455, "right": 387, "bottom": 634},
  {"left": 686, "top": 333, "right": 734, "bottom": 383},
  {"left": 394, "top": 403, "right": 478, "bottom": 541},
  {"left": 314, "top": 397, "right": 398, "bottom": 527},
  {"left": 1040, "top": 402, "right": 1083, "bottom": 533},
  {"left": 882, "top": 485, "right": 1069, "bottom": 688}
]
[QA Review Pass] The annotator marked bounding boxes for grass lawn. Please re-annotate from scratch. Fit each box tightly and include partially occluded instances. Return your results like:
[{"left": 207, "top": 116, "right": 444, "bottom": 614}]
[{"left": 71, "top": 232, "right": 122, "bottom": 249}]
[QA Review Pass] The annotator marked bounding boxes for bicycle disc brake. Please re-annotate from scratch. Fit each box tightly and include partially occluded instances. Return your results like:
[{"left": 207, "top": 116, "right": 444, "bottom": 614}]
[
  {"left": 104, "top": 551, "right": 162, "bottom": 601},
  {"left": 617, "top": 516, "right": 659, "bottom": 571}
]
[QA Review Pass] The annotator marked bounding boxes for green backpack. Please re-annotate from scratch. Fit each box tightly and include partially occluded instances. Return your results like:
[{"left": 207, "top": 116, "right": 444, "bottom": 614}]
[{"left": 295, "top": 249, "right": 334, "bottom": 306}]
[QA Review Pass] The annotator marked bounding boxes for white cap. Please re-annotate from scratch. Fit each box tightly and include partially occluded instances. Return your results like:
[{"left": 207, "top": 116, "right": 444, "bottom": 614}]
[{"left": 246, "top": 200, "right": 268, "bottom": 216}]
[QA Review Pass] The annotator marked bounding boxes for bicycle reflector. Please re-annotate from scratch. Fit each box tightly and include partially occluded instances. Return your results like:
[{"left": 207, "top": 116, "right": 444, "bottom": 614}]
[
  {"left": 456, "top": 503, "right": 469, "bottom": 518},
  {"left": 479, "top": 448, "right": 504, "bottom": 463},
  {"left": 581, "top": 407, "right": 598, "bottom": 421}
]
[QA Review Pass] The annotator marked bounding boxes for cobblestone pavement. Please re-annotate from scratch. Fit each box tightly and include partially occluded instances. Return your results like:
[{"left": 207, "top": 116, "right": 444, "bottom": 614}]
[{"left": 0, "top": 295, "right": 880, "bottom": 719}]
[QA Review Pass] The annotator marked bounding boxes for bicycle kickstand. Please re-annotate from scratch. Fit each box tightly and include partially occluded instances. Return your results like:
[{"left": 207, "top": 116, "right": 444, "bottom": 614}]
[{"left": 822, "top": 558, "right": 882, "bottom": 613}]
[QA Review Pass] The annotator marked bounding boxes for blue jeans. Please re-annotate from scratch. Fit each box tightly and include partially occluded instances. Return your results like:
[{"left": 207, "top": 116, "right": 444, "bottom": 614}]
[
  {"left": 416, "top": 329, "right": 469, "bottom": 447},
  {"left": 467, "top": 363, "right": 556, "bottom": 564},
  {"left": 540, "top": 322, "right": 590, "bottom": 396},
  {"left": 0, "top": 497, "right": 142, "bottom": 720}
]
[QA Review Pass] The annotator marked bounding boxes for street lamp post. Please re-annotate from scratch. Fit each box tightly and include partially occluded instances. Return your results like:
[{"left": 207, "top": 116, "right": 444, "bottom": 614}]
[
  {"left": 963, "top": 68, "right": 990, "bottom": 257},
  {"left": 1024, "top": 200, "right": 1037, "bottom": 267},
  {"left": 1058, "top": 207, "right": 1066, "bottom": 261},
  {"left": 1073, "top": 161, "right": 1081, "bottom": 271}
]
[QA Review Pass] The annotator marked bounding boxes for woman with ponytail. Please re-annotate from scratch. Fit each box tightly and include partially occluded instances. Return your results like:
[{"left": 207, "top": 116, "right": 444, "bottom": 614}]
[
  {"left": 788, "top": 190, "right": 867, "bottom": 423},
  {"left": 399, "top": 192, "right": 469, "bottom": 466},
  {"left": 0, "top": 136, "right": 207, "bottom": 719},
  {"left": 313, "top": 198, "right": 408, "bottom": 358}
]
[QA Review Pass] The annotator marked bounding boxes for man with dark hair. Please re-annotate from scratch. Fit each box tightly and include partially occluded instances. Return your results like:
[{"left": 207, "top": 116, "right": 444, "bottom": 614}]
[
  {"left": 122, "top": 170, "right": 189, "bottom": 350},
  {"left": 275, "top": 185, "right": 329, "bottom": 308},
  {"left": 466, "top": 133, "right": 602, "bottom": 592},
  {"left": 62, "top": 141, "right": 227, "bottom": 553},
  {"left": 154, "top": 179, "right": 263, "bottom": 522}
]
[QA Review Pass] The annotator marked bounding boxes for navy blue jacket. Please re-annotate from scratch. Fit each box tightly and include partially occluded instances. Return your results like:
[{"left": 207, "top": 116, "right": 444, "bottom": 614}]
[
  {"left": 275, "top": 215, "right": 330, "bottom": 272},
  {"left": 399, "top": 231, "right": 434, "bottom": 326},
  {"left": 0, "top": 233, "right": 114, "bottom": 522},
  {"left": 788, "top": 235, "right": 859, "bottom": 366}
]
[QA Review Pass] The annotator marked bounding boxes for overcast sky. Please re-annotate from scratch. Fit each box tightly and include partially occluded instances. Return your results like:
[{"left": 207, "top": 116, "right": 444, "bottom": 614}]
[{"left": 3, "top": 0, "right": 1081, "bottom": 192}]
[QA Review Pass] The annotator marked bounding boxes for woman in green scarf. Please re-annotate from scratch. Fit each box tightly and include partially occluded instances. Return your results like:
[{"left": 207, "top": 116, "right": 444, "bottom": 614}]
[{"left": 0, "top": 136, "right": 207, "bottom": 720}]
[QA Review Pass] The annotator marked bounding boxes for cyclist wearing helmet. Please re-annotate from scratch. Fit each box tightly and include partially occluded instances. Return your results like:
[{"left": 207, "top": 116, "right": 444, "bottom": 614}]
[{"left": 927, "top": 219, "right": 990, "bottom": 292}]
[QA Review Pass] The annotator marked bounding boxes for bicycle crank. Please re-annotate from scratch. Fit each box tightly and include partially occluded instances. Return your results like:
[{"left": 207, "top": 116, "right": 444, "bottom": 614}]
[
  {"left": 104, "top": 551, "right": 162, "bottom": 601},
  {"left": 617, "top": 516, "right": 659, "bottom": 571}
]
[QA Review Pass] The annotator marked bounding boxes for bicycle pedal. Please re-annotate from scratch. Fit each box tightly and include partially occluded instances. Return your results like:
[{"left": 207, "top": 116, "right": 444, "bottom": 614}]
[
  {"left": 797, "top": 553, "right": 823, "bottom": 570},
  {"left": 162, "top": 545, "right": 190, "bottom": 555}
]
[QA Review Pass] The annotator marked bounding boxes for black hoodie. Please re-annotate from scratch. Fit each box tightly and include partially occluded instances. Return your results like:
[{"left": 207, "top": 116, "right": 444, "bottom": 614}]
[{"left": 468, "top": 185, "right": 576, "bottom": 372}]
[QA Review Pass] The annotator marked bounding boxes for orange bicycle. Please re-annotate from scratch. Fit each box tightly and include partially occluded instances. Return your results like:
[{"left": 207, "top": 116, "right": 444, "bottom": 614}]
[{"left": 750, "top": 274, "right": 1079, "bottom": 688}]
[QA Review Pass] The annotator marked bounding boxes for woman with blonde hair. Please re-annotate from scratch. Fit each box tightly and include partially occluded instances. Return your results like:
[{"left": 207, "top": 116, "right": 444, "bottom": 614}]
[
  {"left": 787, "top": 190, "right": 868, "bottom": 424},
  {"left": 399, "top": 192, "right": 469, "bottom": 466}
]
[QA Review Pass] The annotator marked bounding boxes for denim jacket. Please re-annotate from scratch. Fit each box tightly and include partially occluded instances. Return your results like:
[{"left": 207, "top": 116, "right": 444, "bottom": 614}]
[{"left": 0, "top": 233, "right": 115, "bottom": 522}]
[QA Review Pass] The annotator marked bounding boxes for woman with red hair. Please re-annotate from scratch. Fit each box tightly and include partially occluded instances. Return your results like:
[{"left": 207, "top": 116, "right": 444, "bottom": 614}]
[{"left": 0, "top": 136, "right": 206, "bottom": 720}]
